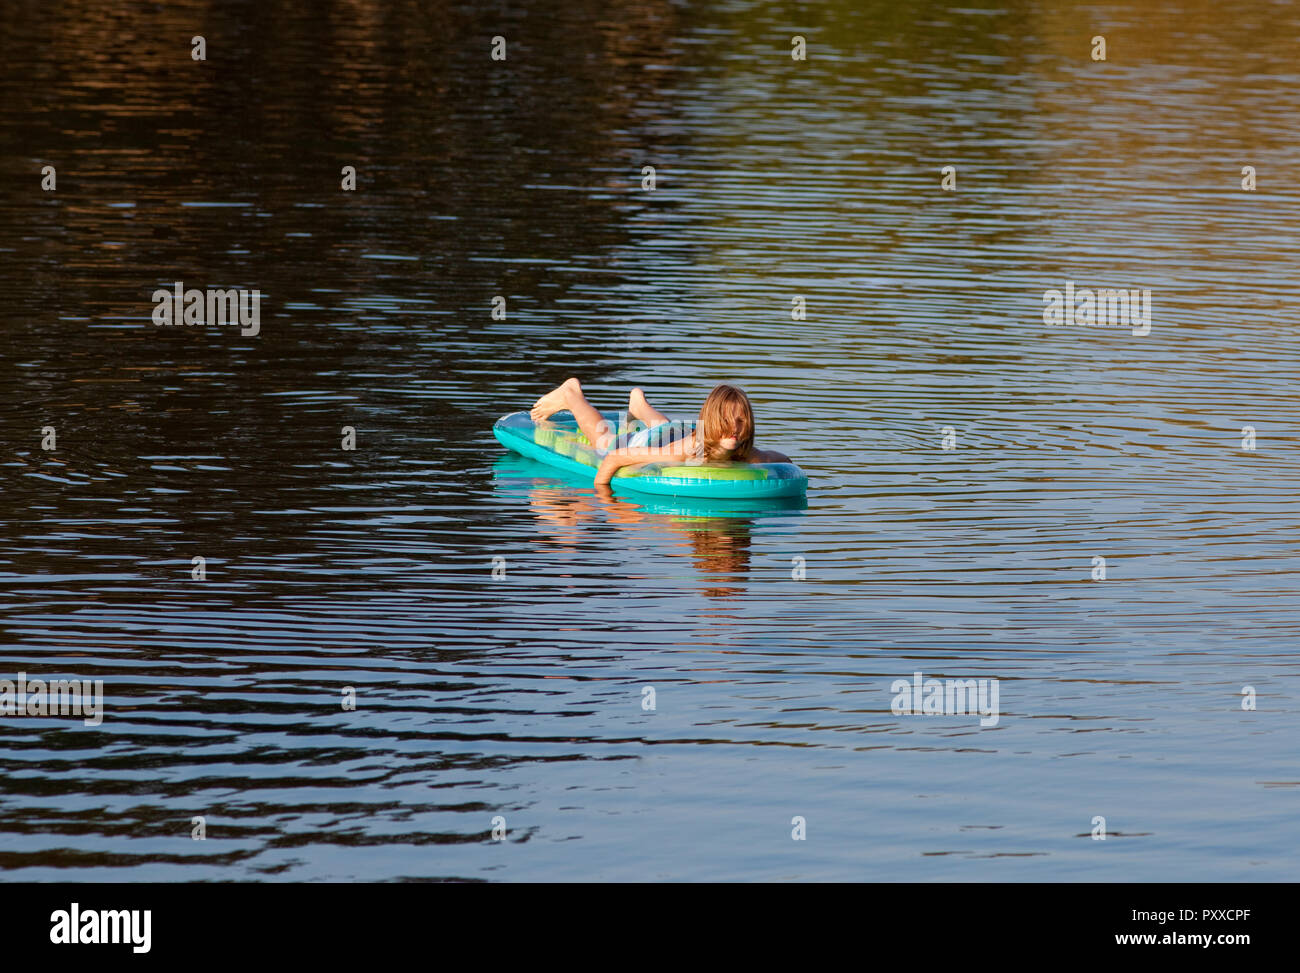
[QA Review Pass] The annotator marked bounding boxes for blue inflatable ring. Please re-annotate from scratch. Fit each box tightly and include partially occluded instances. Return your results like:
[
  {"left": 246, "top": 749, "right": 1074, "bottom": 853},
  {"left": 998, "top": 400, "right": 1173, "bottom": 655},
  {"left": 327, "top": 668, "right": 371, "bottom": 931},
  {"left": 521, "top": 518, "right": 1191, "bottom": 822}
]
[{"left": 493, "top": 411, "right": 808, "bottom": 499}]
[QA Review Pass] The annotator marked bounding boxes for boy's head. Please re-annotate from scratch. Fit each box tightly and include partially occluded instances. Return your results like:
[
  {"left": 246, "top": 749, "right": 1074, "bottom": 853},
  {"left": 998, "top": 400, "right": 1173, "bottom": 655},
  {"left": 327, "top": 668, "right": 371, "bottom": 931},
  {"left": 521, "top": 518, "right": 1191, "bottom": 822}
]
[{"left": 697, "top": 384, "right": 754, "bottom": 461}]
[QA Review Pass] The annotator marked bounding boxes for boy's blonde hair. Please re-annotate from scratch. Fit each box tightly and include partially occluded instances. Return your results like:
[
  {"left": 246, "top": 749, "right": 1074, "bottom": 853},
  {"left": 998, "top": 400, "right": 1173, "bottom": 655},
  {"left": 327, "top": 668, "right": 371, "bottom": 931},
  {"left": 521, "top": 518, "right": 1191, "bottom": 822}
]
[{"left": 696, "top": 384, "right": 754, "bottom": 461}]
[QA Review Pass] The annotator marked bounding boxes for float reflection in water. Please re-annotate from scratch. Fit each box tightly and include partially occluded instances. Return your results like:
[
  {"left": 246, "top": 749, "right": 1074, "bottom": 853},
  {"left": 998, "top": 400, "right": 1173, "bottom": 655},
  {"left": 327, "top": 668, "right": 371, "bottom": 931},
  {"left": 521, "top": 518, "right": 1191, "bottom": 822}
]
[{"left": 492, "top": 455, "right": 806, "bottom": 598}]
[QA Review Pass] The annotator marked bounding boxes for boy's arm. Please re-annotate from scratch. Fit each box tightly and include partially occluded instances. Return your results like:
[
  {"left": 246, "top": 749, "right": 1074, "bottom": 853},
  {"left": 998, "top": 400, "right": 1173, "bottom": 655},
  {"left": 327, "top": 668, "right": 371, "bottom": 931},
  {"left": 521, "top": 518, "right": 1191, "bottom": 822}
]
[{"left": 595, "top": 441, "right": 691, "bottom": 485}]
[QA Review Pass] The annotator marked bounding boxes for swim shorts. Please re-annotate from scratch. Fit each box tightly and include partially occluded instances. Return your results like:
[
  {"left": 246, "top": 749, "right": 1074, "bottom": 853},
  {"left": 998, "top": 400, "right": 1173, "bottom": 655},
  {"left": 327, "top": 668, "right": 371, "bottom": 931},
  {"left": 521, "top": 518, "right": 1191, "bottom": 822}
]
[{"left": 600, "top": 420, "right": 690, "bottom": 455}]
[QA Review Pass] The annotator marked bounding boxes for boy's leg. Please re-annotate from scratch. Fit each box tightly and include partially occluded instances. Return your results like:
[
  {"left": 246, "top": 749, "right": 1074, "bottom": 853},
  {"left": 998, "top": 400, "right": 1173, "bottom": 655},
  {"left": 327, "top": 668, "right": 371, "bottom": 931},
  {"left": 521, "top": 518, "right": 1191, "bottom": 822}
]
[
  {"left": 628, "top": 387, "right": 669, "bottom": 427},
  {"left": 531, "top": 377, "right": 615, "bottom": 448}
]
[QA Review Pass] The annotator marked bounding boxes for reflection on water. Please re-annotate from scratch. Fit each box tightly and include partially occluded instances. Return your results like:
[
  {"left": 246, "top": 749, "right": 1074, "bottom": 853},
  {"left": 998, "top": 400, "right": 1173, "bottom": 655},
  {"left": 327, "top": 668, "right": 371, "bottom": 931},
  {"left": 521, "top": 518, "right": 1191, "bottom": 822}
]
[
  {"left": 2, "top": 0, "right": 1300, "bottom": 880},
  {"left": 495, "top": 455, "right": 801, "bottom": 600}
]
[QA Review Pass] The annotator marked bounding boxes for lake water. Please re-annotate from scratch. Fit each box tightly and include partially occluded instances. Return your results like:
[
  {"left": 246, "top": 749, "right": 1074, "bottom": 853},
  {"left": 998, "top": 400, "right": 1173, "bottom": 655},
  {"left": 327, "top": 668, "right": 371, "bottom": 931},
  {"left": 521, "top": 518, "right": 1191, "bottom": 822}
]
[{"left": 2, "top": 0, "right": 1298, "bottom": 880}]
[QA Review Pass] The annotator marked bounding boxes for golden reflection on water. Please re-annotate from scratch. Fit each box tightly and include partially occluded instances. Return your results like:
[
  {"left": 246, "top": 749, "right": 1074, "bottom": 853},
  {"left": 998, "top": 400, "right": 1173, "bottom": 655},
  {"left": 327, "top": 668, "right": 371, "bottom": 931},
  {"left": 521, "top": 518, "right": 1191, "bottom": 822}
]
[{"left": 524, "top": 477, "right": 754, "bottom": 599}]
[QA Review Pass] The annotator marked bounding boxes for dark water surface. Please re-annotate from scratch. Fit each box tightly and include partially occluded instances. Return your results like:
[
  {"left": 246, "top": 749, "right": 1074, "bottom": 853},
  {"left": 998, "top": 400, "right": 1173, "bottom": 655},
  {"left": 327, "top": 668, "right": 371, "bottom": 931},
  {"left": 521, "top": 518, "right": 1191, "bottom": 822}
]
[{"left": 2, "top": 0, "right": 1299, "bottom": 880}]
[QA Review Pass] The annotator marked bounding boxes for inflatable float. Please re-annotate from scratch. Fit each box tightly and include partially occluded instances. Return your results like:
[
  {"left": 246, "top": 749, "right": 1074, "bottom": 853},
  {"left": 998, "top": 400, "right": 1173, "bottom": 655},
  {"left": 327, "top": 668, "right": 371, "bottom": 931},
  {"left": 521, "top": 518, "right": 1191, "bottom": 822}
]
[{"left": 492, "top": 410, "right": 808, "bottom": 500}]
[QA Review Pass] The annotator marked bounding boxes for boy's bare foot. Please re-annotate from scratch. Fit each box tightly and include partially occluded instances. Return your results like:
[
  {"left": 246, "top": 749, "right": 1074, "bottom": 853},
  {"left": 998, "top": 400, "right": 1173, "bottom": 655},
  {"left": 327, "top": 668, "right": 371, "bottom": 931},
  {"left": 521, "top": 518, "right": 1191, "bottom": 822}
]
[{"left": 530, "top": 379, "right": 576, "bottom": 422}]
